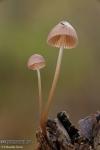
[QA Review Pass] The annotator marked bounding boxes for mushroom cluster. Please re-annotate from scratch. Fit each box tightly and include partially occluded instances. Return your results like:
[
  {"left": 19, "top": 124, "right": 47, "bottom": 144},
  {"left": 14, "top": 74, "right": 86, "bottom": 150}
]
[{"left": 27, "top": 21, "right": 78, "bottom": 134}]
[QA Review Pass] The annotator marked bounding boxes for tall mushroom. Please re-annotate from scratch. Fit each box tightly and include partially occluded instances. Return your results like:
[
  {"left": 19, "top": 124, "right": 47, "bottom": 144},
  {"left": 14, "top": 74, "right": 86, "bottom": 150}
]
[
  {"left": 41, "top": 21, "right": 78, "bottom": 133},
  {"left": 27, "top": 54, "right": 46, "bottom": 116}
]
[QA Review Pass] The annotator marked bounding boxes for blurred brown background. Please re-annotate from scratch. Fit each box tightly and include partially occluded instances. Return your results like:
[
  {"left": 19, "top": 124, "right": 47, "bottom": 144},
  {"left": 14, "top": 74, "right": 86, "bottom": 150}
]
[{"left": 0, "top": 0, "right": 100, "bottom": 149}]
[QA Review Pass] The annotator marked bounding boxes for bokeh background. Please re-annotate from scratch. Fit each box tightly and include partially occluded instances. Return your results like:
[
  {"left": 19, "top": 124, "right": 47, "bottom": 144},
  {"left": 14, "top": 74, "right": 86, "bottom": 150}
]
[{"left": 0, "top": 0, "right": 100, "bottom": 149}]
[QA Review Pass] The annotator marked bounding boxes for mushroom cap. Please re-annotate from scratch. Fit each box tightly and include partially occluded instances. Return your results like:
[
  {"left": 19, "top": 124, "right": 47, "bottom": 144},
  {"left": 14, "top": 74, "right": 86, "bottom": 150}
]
[
  {"left": 47, "top": 21, "right": 78, "bottom": 49},
  {"left": 27, "top": 54, "right": 46, "bottom": 70}
]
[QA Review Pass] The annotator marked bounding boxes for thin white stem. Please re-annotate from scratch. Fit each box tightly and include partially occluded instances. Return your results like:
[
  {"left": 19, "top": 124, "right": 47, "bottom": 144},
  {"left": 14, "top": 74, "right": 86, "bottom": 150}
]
[
  {"left": 40, "top": 47, "right": 64, "bottom": 131},
  {"left": 36, "top": 69, "right": 42, "bottom": 116},
  {"left": 46, "top": 47, "right": 64, "bottom": 112}
]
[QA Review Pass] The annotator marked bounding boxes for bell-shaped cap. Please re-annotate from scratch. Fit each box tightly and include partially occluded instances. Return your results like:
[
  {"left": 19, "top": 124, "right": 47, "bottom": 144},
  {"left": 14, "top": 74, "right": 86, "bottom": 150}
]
[
  {"left": 27, "top": 54, "right": 46, "bottom": 70},
  {"left": 47, "top": 21, "right": 78, "bottom": 49}
]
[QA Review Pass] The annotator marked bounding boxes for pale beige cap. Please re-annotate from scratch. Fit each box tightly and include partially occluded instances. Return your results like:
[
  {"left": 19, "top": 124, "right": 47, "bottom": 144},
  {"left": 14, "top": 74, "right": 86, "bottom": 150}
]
[
  {"left": 47, "top": 21, "right": 78, "bottom": 49},
  {"left": 27, "top": 54, "right": 46, "bottom": 70}
]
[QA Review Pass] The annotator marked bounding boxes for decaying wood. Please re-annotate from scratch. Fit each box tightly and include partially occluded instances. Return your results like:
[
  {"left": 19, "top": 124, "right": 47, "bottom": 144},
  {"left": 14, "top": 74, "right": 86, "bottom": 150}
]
[{"left": 36, "top": 111, "right": 100, "bottom": 150}]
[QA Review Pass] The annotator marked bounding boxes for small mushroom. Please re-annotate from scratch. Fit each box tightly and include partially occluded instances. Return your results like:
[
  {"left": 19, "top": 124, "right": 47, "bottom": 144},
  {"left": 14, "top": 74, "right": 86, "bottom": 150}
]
[
  {"left": 27, "top": 54, "right": 46, "bottom": 116},
  {"left": 41, "top": 21, "right": 78, "bottom": 133}
]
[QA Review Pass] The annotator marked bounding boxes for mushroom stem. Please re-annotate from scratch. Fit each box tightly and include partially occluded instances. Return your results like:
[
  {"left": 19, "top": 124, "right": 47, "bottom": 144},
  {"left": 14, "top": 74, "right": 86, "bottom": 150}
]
[
  {"left": 36, "top": 69, "right": 42, "bottom": 115},
  {"left": 46, "top": 46, "right": 64, "bottom": 112},
  {"left": 40, "top": 46, "right": 64, "bottom": 132}
]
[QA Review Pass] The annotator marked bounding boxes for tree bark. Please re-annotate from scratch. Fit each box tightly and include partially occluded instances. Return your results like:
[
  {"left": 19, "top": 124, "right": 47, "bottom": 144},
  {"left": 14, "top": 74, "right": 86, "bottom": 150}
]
[{"left": 36, "top": 111, "right": 100, "bottom": 150}]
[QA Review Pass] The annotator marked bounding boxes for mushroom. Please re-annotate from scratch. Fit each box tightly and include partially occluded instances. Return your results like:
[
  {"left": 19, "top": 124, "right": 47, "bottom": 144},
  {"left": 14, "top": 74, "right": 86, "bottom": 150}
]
[
  {"left": 40, "top": 21, "right": 78, "bottom": 133},
  {"left": 27, "top": 54, "right": 46, "bottom": 116}
]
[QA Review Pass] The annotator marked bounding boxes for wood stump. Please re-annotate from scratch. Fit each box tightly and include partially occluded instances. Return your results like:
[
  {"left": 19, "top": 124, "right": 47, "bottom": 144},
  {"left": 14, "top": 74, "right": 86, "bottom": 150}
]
[{"left": 36, "top": 111, "right": 100, "bottom": 150}]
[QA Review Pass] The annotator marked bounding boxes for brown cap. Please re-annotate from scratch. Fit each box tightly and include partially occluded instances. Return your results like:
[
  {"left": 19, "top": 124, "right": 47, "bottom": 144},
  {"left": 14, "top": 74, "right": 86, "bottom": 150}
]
[
  {"left": 47, "top": 21, "right": 78, "bottom": 49},
  {"left": 27, "top": 54, "right": 46, "bottom": 70}
]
